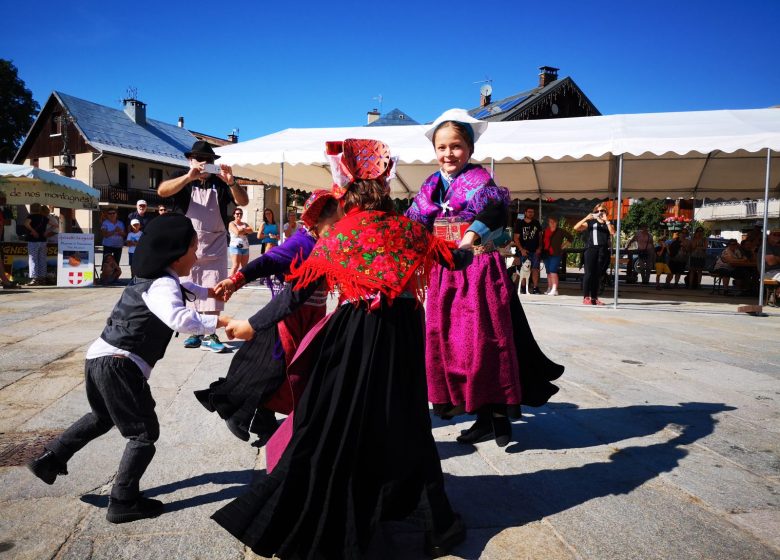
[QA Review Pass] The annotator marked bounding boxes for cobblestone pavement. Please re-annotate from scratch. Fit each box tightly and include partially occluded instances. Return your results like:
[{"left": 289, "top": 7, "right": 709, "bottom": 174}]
[{"left": 1, "top": 254, "right": 778, "bottom": 559}]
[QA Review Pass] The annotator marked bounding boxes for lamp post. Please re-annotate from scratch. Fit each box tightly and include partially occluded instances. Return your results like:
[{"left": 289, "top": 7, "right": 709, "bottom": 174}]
[{"left": 53, "top": 110, "right": 78, "bottom": 232}]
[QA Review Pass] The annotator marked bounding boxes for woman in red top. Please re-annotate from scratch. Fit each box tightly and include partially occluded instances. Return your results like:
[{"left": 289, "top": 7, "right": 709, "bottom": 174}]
[{"left": 541, "top": 215, "right": 573, "bottom": 296}]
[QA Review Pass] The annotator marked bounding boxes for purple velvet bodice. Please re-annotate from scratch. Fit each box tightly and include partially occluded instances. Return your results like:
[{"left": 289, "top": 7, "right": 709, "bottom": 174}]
[{"left": 405, "top": 164, "right": 510, "bottom": 230}]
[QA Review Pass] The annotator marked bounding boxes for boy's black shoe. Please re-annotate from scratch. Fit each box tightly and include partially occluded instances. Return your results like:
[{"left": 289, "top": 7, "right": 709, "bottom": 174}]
[
  {"left": 106, "top": 496, "right": 164, "bottom": 524},
  {"left": 27, "top": 450, "right": 68, "bottom": 485},
  {"left": 424, "top": 514, "right": 466, "bottom": 558}
]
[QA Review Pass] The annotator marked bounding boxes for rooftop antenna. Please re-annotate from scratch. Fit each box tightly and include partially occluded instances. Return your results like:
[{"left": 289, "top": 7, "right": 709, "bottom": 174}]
[
  {"left": 474, "top": 76, "right": 493, "bottom": 101},
  {"left": 125, "top": 86, "right": 139, "bottom": 100},
  {"left": 372, "top": 94, "right": 383, "bottom": 114}
]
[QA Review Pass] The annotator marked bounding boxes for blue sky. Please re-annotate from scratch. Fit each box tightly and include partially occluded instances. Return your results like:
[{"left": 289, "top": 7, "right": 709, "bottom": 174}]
[{"left": 4, "top": 0, "right": 779, "bottom": 141}]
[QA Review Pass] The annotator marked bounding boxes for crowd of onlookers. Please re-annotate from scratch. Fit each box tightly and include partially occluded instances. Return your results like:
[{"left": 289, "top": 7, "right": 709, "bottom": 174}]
[{"left": 503, "top": 205, "right": 780, "bottom": 306}]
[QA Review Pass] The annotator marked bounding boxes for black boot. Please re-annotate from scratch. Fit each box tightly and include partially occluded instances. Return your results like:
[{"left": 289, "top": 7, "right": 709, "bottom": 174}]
[
  {"left": 424, "top": 514, "right": 466, "bottom": 558},
  {"left": 225, "top": 417, "right": 250, "bottom": 442},
  {"left": 27, "top": 450, "right": 68, "bottom": 485},
  {"left": 456, "top": 411, "right": 493, "bottom": 444},
  {"left": 492, "top": 415, "right": 512, "bottom": 447},
  {"left": 106, "top": 496, "right": 164, "bottom": 524},
  {"left": 192, "top": 388, "right": 215, "bottom": 412}
]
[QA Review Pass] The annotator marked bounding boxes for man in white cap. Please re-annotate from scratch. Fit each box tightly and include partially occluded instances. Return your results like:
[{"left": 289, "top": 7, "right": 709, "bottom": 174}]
[{"left": 128, "top": 200, "right": 153, "bottom": 230}]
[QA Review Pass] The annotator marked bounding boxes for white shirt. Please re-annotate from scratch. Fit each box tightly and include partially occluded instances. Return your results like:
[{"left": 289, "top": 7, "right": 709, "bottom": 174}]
[{"left": 86, "top": 269, "right": 217, "bottom": 378}]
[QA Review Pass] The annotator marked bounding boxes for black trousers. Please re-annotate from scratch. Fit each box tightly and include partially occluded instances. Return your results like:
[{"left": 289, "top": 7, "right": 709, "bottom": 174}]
[
  {"left": 582, "top": 246, "right": 609, "bottom": 299},
  {"left": 46, "top": 356, "right": 159, "bottom": 501}
]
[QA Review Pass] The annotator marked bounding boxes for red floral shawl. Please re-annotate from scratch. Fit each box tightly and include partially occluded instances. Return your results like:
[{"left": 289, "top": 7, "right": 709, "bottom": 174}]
[{"left": 287, "top": 210, "right": 454, "bottom": 303}]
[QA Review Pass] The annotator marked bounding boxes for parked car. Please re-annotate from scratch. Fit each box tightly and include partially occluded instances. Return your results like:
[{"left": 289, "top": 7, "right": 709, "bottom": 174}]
[{"left": 704, "top": 237, "right": 729, "bottom": 271}]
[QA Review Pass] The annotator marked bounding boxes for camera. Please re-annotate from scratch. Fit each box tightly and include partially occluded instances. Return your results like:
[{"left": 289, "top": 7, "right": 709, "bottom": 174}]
[
  {"left": 203, "top": 163, "right": 221, "bottom": 174},
  {"left": 236, "top": 242, "right": 244, "bottom": 249}
]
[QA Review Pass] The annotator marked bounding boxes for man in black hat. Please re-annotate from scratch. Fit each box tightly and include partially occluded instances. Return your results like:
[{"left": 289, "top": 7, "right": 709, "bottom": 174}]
[
  {"left": 26, "top": 213, "right": 231, "bottom": 524},
  {"left": 158, "top": 140, "right": 248, "bottom": 353}
]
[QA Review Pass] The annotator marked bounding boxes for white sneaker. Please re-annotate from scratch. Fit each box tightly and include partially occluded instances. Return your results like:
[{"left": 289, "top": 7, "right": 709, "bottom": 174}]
[{"left": 548, "top": 289, "right": 559, "bottom": 296}]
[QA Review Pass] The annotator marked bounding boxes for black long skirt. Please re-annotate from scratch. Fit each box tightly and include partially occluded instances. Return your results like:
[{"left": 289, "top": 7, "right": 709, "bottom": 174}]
[
  {"left": 212, "top": 298, "right": 453, "bottom": 559},
  {"left": 194, "top": 326, "right": 285, "bottom": 431}
]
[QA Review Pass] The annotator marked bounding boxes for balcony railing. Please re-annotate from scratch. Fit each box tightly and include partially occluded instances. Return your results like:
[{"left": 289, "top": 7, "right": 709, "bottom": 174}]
[
  {"left": 96, "top": 185, "right": 169, "bottom": 207},
  {"left": 695, "top": 199, "right": 779, "bottom": 221}
]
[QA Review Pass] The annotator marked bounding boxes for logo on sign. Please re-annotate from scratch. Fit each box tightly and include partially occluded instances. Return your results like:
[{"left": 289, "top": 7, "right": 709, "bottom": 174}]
[{"left": 68, "top": 271, "right": 84, "bottom": 285}]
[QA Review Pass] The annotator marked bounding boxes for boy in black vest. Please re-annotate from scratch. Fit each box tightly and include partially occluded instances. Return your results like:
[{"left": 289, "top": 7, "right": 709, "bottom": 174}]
[{"left": 27, "top": 213, "right": 231, "bottom": 523}]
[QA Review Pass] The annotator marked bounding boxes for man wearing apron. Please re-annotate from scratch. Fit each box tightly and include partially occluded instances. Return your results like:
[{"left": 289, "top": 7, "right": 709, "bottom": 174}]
[{"left": 158, "top": 141, "right": 249, "bottom": 352}]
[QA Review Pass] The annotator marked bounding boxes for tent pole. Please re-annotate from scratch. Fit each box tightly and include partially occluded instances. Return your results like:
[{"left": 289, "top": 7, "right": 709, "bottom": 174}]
[
  {"left": 490, "top": 157, "right": 495, "bottom": 179},
  {"left": 613, "top": 154, "right": 624, "bottom": 309},
  {"left": 280, "top": 161, "right": 285, "bottom": 241},
  {"left": 758, "top": 148, "right": 772, "bottom": 308}
]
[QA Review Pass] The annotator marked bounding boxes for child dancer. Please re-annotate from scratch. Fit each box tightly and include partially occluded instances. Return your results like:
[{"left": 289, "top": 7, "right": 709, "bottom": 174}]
[
  {"left": 27, "top": 214, "right": 230, "bottom": 523},
  {"left": 212, "top": 139, "right": 472, "bottom": 559},
  {"left": 406, "top": 109, "right": 564, "bottom": 446},
  {"left": 194, "top": 191, "right": 340, "bottom": 446}
]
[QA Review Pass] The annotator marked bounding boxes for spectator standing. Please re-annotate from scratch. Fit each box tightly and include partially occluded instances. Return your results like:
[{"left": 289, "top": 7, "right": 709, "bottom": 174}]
[
  {"left": 282, "top": 209, "right": 298, "bottom": 241},
  {"left": 541, "top": 215, "right": 572, "bottom": 296},
  {"left": 126, "top": 219, "right": 143, "bottom": 269},
  {"left": 100, "top": 208, "right": 126, "bottom": 266},
  {"left": 626, "top": 223, "right": 655, "bottom": 284},
  {"left": 128, "top": 200, "right": 153, "bottom": 230},
  {"left": 573, "top": 203, "right": 615, "bottom": 305},
  {"left": 227, "top": 208, "right": 253, "bottom": 278},
  {"left": 688, "top": 227, "right": 707, "bottom": 289},
  {"left": 513, "top": 206, "right": 543, "bottom": 294},
  {"left": 157, "top": 140, "right": 249, "bottom": 353},
  {"left": 157, "top": 204, "right": 168, "bottom": 216},
  {"left": 665, "top": 229, "right": 690, "bottom": 288},
  {"left": 258, "top": 208, "right": 279, "bottom": 254},
  {"left": 23, "top": 203, "right": 50, "bottom": 286}
]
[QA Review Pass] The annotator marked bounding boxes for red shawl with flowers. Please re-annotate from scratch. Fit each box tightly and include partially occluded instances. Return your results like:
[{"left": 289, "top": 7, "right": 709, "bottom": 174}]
[{"left": 287, "top": 210, "right": 454, "bottom": 303}]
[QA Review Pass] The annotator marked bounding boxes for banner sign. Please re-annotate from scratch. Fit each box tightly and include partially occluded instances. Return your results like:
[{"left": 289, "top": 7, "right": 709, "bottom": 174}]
[
  {"left": 0, "top": 181, "right": 98, "bottom": 210},
  {"left": 57, "top": 234, "right": 95, "bottom": 287}
]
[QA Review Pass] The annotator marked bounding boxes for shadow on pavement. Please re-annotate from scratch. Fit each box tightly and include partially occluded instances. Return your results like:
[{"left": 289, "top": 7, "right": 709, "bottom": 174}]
[
  {"left": 80, "top": 469, "right": 256, "bottom": 513},
  {"left": 436, "top": 401, "right": 734, "bottom": 559}
]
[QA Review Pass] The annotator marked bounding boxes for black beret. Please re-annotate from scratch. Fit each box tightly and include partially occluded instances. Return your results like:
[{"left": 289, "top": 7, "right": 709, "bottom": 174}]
[{"left": 133, "top": 213, "right": 196, "bottom": 278}]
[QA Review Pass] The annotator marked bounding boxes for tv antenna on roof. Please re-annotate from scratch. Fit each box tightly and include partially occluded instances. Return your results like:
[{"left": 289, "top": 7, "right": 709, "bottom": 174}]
[
  {"left": 372, "top": 94, "right": 383, "bottom": 114},
  {"left": 473, "top": 76, "right": 493, "bottom": 98}
]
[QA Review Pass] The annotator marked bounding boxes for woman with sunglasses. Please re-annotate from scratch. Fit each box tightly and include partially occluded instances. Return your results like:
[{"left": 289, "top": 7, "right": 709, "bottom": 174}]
[
  {"left": 573, "top": 203, "right": 616, "bottom": 305},
  {"left": 228, "top": 208, "right": 253, "bottom": 277}
]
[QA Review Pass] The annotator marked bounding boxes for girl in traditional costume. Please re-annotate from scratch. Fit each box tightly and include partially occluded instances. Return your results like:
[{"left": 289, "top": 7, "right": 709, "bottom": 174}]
[
  {"left": 212, "top": 139, "right": 470, "bottom": 559},
  {"left": 406, "top": 109, "right": 564, "bottom": 446},
  {"left": 193, "top": 191, "right": 339, "bottom": 446}
]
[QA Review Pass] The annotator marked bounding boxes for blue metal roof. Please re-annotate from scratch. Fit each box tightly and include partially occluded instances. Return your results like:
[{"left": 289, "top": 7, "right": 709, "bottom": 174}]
[
  {"left": 55, "top": 91, "right": 195, "bottom": 166},
  {"left": 365, "top": 108, "right": 419, "bottom": 127}
]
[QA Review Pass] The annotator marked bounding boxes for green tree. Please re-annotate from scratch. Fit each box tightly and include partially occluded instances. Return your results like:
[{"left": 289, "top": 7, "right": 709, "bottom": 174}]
[
  {"left": 622, "top": 199, "right": 666, "bottom": 237},
  {"left": 0, "top": 60, "right": 39, "bottom": 163}
]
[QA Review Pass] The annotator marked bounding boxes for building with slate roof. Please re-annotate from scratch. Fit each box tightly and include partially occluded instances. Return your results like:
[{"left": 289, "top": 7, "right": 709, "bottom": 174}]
[
  {"left": 13, "top": 91, "right": 249, "bottom": 235},
  {"left": 469, "top": 66, "right": 599, "bottom": 121},
  {"left": 365, "top": 108, "right": 419, "bottom": 127}
]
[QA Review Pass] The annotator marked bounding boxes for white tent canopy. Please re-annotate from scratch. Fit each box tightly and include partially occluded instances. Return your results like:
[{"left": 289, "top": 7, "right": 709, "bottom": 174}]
[{"left": 216, "top": 108, "right": 780, "bottom": 200}]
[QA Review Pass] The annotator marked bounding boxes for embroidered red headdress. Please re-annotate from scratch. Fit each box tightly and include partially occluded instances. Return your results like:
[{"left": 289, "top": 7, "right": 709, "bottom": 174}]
[
  {"left": 326, "top": 139, "right": 396, "bottom": 198},
  {"left": 300, "top": 189, "right": 336, "bottom": 228}
]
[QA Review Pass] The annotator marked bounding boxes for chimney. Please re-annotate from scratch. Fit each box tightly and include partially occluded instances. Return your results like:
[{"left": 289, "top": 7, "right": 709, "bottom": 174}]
[
  {"left": 177, "top": 116, "right": 184, "bottom": 128},
  {"left": 228, "top": 128, "right": 239, "bottom": 143},
  {"left": 480, "top": 92, "right": 491, "bottom": 107},
  {"left": 367, "top": 108, "right": 380, "bottom": 125},
  {"left": 123, "top": 98, "right": 147, "bottom": 125},
  {"left": 538, "top": 66, "right": 559, "bottom": 88}
]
